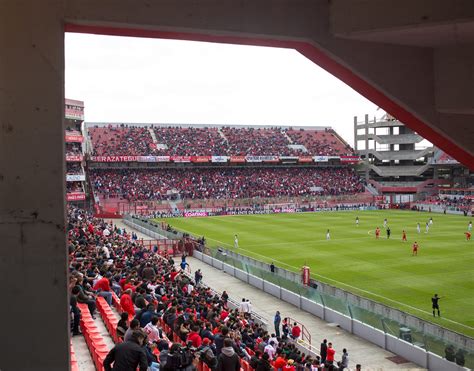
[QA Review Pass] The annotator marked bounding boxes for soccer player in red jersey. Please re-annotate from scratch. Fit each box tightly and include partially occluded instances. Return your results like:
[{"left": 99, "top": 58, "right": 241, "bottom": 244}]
[
  {"left": 465, "top": 231, "right": 471, "bottom": 241},
  {"left": 375, "top": 227, "right": 380, "bottom": 239},
  {"left": 412, "top": 241, "right": 419, "bottom": 256},
  {"left": 402, "top": 230, "right": 407, "bottom": 242}
]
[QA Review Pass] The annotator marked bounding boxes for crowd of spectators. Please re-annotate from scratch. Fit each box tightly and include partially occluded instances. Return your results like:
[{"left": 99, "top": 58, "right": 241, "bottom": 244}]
[
  {"left": 285, "top": 129, "right": 353, "bottom": 156},
  {"left": 68, "top": 206, "right": 354, "bottom": 370},
  {"left": 67, "top": 163, "right": 83, "bottom": 175},
  {"left": 88, "top": 125, "right": 353, "bottom": 157},
  {"left": 91, "top": 167, "right": 365, "bottom": 201},
  {"left": 66, "top": 143, "right": 82, "bottom": 156},
  {"left": 66, "top": 182, "right": 83, "bottom": 193},
  {"left": 89, "top": 125, "right": 156, "bottom": 156},
  {"left": 153, "top": 127, "right": 227, "bottom": 156},
  {"left": 221, "top": 127, "right": 300, "bottom": 156}
]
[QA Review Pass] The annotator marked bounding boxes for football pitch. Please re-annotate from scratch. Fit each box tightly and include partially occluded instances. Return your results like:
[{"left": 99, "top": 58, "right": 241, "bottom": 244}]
[{"left": 155, "top": 210, "right": 474, "bottom": 337}]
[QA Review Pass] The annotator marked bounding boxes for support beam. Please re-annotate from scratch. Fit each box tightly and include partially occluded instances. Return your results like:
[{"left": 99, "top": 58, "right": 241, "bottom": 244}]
[{"left": 0, "top": 1, "right": 69, "bottom": 370}]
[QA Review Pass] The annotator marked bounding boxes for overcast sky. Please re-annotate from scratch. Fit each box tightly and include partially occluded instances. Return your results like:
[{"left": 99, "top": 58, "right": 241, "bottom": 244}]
[{"left": 65, "top": 33, "right": 380, "bottom": 146}]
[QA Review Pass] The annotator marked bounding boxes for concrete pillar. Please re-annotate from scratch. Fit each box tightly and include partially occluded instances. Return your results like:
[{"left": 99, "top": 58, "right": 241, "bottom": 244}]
[
  {"left": 353, "top": 116, "right": 358, "bottom": 151},
  {"left": 0, "top": 1, "right": 69, "bottom": 370},
  {"left": 364, "top": 114, "right": 369, "bottom": 152}
]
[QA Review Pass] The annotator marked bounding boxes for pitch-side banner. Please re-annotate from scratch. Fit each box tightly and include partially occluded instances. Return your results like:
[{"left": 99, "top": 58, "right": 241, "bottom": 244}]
[
  {"left": 340, "top": 155, "right": 360, "bottom": 163},
  {"left": 66, "top": 174, "right": 86, "bottom": 182},
  {"left": 211, "top": 156, "right": 229, "bottom": 163},
  {"left": 313, "top": 156, "right": 329, "bottom": 162},
  {"left": 171, "top": 156, "right": 192, "bottom": 163},
  {"left": 91, "top": 156, "right": 139, "bottom": 162},
  {"left": 65, "top": 108, "right": 84, "bottom": 121},
  {"left": 184, "top": 211, "right": 208, "bottom": 217},
  {"left": 230, "top": 156, "right": 246, "bottom": 163},
  {"left": 90, "top": 155, "right": 170, "bottom": 162},
  {"left": 65, "top": 134, "right": 84, "bottom": 143},
  {"left": 155, "top": 156, "right": 170, "bottom": 162},
  {"left": 66, "top": 192, "right": 86, "bottom": 201},
  {"left": 191, "top": 156, "right": 211, "bottom": 163},
  {"left": 298, "top": 156, "right": 313, "bottom": 163},
  {"left": 66, "top": 154, "right": 83, "bottom": 162},
  {"left": 246, "top": 156, "right": 279, "bottom": 163}
]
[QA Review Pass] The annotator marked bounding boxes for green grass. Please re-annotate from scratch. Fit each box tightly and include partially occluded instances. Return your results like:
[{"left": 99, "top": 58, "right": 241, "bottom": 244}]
[{"left": 155, "top": 210, "right": 474, "bottom": 337}]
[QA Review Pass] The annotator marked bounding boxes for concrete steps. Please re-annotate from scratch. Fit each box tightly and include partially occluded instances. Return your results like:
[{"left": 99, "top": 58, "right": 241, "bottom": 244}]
[{"left": 71, "top": 334, "right": 96, "bottom": 371}]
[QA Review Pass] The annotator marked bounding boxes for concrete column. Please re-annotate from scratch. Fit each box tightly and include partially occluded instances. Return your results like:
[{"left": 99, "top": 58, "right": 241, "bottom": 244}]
[
  {"left": 364, "top": 114, "right": 369, "bottom": 152},
  {"left": 0, "top": 1, "right": 69, "bottom": 370},
  {"left": 353, "top": 116, "right": 358, "bottom": 151}
]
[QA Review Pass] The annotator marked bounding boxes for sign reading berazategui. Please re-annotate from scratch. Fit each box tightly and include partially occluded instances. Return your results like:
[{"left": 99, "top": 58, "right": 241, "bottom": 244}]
[{"left": 89, "top": 155, "right": 352, "bottom": 163}]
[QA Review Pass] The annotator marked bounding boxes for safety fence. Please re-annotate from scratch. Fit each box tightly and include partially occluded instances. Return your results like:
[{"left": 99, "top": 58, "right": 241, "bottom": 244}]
[
  {"left": 221, "top": 250, "right": 473, "bottom": 357},
  {"left": 193, "top": 249, "right": 470, "bottom": 370}
]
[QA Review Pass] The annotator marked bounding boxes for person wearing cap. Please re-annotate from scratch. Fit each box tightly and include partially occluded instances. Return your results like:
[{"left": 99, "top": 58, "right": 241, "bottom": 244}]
[
  {"left": 198, "top": 338, "right": 218, "bottom": 370},
  {"left": 103, "top": 330, "right": 148, "bottom": 371},
  {"left": 283, "top": 359, "right": 296, "bottom": 371}
]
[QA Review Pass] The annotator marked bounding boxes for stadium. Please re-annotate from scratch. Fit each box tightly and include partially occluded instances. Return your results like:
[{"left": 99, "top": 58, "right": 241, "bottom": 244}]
[
  {"left": 62, "top": 104, "right": 474, "bottom": 370},
  {"left": 2, "top": 2, "right": 474, "bottom": 371}
]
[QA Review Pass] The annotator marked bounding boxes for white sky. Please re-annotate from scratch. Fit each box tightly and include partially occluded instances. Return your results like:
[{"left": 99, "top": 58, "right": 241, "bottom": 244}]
[{"left": 65, "top": 33, "right": 380, "bottom": 146}]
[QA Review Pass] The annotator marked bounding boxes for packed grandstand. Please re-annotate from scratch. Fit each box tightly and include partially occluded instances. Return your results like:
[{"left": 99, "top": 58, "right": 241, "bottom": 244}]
[
  {"left": 83, "top": 124, "right": 367, "bottom": 217},
  {"left": 88, "top": 125, "right": 354, "bottom": 157},
  {"left": 68, "top": 121, "right": 473, "bottom": 371},
  {"left": 69, "top": 206, "right": 353, "bottom": 371},
  {"left": 68, "top": 123, "right": 371, "bottom": 370}
]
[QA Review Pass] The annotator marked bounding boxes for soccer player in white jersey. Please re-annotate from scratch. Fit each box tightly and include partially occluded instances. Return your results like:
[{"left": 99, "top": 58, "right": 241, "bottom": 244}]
[
  {"left": 468, "top": 221, "right": 472, "bottom": 231},
  {"left": 355, "top": 216, "right": 359, "bottom": 226},
  {"left": 425, "top": 222, "right": 430, "bottom": 233},
  {"left": 417, "top": 223, "right": 421, "bottom": 234},
  {"left": 326, "top": 229, "right": 331, "bottom": 240},
  {"left": 429, "top": 217, "right": 433, "bottom": 225},
  {"left": 234, "top": 234, "right": 239, "bottom": 248},
  {"left": 383, "top": 218, "right": 388, "bottom": 228}
]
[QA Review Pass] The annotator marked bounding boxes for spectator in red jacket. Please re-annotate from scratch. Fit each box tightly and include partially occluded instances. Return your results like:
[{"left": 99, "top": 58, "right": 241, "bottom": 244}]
[
  {"left": 291, "top": 323, "right": 301, "bottom": 340},
  {"left": 187, "top": 325, "right": 202, "bottom": 348},
  {"left": 120, "top": 289, "right": 135, "bottom": 317},
  {"left": 326, "top": 342, "right": 336, "bottom": 366},
  {"left": 93, "top": 274, "right": 113, "bottom": 305}
]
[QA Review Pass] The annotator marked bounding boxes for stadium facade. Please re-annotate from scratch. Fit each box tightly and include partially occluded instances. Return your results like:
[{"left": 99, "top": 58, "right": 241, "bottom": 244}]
[
  {"left": 354, "top": 114, "right": 471, "bottom": 204},
  {"left": 65, "top": 99, "right": 87, "bottom": 203}
]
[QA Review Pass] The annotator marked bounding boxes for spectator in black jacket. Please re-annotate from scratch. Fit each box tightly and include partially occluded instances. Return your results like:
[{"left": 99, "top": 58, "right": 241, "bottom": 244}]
[
  {"left": 216, "top": 338, "right": 240, "bottom": 371},
  {"left": 255, "top": 352, "right": 272, "bottom": 371},
  {"left": 103, "top": 330, "right": 148, "bottom": 371},
  {"left": 320, "top": 338, "right": 328, "bottom": 364},
  {"left": 200, "top": 323, "right": 215, "bottom": 342}
]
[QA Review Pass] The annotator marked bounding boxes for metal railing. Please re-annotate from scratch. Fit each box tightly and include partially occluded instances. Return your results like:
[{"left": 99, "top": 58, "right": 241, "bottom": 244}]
[{"left": 211, "top": 248, "right": 474, "bottom": 369}]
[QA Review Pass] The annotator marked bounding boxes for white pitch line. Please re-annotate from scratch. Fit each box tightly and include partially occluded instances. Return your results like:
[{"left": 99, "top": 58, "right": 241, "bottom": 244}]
[{"left": 172, "top": 224, "right": 474, "bottom": 331}]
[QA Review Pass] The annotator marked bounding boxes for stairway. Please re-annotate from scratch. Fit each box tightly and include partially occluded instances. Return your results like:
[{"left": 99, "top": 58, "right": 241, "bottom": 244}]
[
  {"left": 365, "top": 183, "right": 379, "bottom": 196},
  {"left": 168, "top": 200, "right": 180, "bottom": 213},
  {"left": 217, "top": 128, "right": 228, "bottom": 142},
  {"left": 282, "top": 130, "right": 294, "bottom": 144},
  {"left": 148, "top": 128, "right": 158, "bottom": 144}
]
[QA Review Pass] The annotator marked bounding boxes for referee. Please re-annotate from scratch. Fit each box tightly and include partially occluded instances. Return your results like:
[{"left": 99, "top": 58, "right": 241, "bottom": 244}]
[{"left": 432, "top": 294, "right": 441, "bottom": 317}]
